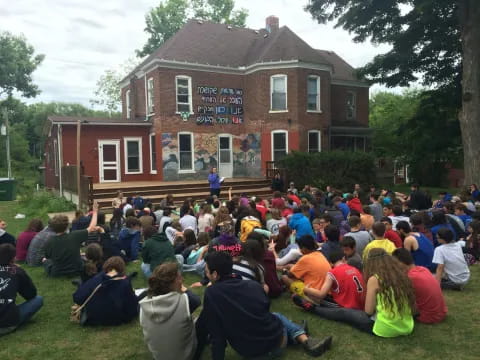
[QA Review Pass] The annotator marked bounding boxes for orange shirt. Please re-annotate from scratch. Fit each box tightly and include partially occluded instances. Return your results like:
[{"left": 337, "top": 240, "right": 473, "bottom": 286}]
[
  {"left": 290, "top": 251, "right": 331, "bottom": 290},
  {"left": 360, "top": 213, "right": 374, "bottom": 231}
]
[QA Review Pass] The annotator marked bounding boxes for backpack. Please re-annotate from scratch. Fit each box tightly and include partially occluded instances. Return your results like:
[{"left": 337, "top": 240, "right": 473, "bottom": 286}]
[{"left": 240, "top": 216, "right": 262, "bottom": 242}]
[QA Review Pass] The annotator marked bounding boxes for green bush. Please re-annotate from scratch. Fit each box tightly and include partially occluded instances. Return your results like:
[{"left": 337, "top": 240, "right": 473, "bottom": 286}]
[
  {"left": 17, "top": 190, "right": 76, "bottom": 218},
  {"left": 278, "top": 151, "right": 377, "bottom": 191}
]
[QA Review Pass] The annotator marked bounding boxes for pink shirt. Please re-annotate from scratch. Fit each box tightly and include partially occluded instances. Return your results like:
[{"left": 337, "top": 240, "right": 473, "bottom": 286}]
[{"left": 16, "top": 231, "right": 38, "bottom": 261}]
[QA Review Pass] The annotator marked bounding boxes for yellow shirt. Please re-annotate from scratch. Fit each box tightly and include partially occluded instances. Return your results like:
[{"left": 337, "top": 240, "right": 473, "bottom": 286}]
[{"left": 363, "top": 239, "right": 397, "bottom": 261}]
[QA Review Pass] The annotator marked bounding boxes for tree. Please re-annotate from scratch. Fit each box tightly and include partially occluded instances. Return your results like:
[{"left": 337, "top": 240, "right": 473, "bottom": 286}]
[
  {"left": 90, "top": 58, "right": 139, "bottom": 114},
  {"left": 305, "top": 0, "right": 480, "bottom": 185},
  {"left": 0, "top": 31, "right": 44, "bottom": 98},
  {"left": 137, "top": 0, "right": 248, "bottom": 57}
]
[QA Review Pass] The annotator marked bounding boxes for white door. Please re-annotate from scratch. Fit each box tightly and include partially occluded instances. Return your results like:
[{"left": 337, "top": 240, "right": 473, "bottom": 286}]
[
  {"left": 99, "top": 140, "right": 120, "bottom": 183},
  {"left": 218, "top": 135, "right": 233, "bottom": 178}
]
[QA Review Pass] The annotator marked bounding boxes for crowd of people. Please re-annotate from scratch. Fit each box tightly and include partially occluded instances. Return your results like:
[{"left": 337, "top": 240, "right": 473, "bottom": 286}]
[{"left": 0, "top": 178, "right": 479, "bottom": 359}]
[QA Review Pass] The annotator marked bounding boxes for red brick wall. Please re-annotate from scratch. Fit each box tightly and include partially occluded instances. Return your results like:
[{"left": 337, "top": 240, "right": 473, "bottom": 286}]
[
  {"left": 60, "top": 125, "right": 155, "bottom": 183},
  {"left": 331, "top": 84, "right": 369, "bottom": 126}
]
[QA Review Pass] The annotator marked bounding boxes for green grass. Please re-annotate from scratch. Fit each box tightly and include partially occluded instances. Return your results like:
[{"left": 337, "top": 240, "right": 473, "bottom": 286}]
[{"left": 1, "top": 201, "right": 480, "bottom": 360}]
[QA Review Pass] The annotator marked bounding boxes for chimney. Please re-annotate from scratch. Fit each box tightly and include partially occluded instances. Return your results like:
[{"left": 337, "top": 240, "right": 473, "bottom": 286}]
[{"left": 266, "top": 16, "right": 279, "bottom": 33}]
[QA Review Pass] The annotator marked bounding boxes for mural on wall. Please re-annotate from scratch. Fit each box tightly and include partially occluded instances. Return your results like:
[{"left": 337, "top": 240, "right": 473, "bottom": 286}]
[
  {"left": 161, "top": 132, "right": 261, "bottom": 180},
  {"left": 196, "top": 86, "right": 244, "bottom": 125}
]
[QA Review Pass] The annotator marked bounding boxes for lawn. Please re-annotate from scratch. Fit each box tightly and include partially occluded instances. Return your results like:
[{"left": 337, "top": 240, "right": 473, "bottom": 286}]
[{"left": 1, "top": 201, "right": 480, "bottom": 360}]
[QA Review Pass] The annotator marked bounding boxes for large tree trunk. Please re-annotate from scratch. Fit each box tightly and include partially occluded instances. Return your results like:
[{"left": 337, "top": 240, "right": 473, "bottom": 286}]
[{"left": 459, "top": 0, "right": 480, "bottom": 186}]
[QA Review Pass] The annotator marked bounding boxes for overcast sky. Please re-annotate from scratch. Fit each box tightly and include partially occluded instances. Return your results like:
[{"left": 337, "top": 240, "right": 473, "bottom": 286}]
[{"left": 0, "top": 0, "right": 395, "bottom": 108}]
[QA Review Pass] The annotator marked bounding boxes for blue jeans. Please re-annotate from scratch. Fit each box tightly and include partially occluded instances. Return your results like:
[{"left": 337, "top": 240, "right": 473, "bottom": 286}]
[
  {"left": 18, "top": 296, "right": 44, "bottom": 326},
  {"left": 182, "top": 260, "right": 206, "bottom": 276},
  {"left": 141, "top": 255, "right": 185, "bottom": 278}
]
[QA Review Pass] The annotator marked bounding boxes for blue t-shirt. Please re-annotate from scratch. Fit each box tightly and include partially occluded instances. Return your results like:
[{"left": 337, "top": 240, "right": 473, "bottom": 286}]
[
  {"left": 338, "top": 203, "right": 350, "bottom": 220},
  {"left": 412, "top": 234, "right": 434, "bottom": 270},
  {"left": 431, "top": 223, "right": 457, "bottom": 247}
]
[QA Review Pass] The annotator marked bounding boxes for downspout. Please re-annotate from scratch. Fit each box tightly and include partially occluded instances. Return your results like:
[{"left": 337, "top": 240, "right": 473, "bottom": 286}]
[
  {"left": 57, "top": 124, "right": 63, "bottom": 197},
  {"left": 144, "top": 74, "right": 148, "bottom": 121}
]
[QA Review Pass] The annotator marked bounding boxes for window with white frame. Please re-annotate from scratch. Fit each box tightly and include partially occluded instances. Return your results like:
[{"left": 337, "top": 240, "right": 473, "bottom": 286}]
[
  {"left": 147, "top": 78, "right": 154, "bottom": 114},
  {"left": 178, "top": 133, "right": 194, "bottom": 171},
  {"left": 346, "top": 91, "right": 356, "bottom": 120},
  {"left": 271, "top": 130, "right": 288, "bottom": 162},
  {"left": 307, "top": 76, "right": 321, "bottom": 111},
  {"left": 308, "top": 130, "right": 321, "bottom": 153},
  {"left": 125, "top": 89, "right": 131, "bottom": 119},
  {"left": 176, "top": 76, "right": 192, "bottom": 113},
  {"left": 270, "top": 75, "right": 287, "bottom": 111},
  {"left": 149, "top": 133, "right": 157, "bottom": 174},
  {"left": 124, "top": 137, "right": 143, "bottom": 174}
]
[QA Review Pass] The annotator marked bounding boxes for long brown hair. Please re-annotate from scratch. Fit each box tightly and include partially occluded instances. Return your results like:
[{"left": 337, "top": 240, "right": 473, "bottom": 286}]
[
  {"left": 363, "top": 248, "right": 416, "bottom": 316},
  {"left": 148, "top": 262, "right": 180, "bottom": 297},
  {"left": 468, "top": 220, "right": 480, "bottom": 253},
  {"left": 213, "top": 206, "right": 231, "bottom": 228}
]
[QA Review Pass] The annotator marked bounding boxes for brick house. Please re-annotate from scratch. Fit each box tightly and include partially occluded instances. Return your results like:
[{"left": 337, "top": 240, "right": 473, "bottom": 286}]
[{"left": 45, "top": 16, "right": 370, "bottom": 188}]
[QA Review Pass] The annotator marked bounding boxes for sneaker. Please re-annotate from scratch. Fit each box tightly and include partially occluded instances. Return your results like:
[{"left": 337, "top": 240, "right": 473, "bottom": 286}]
[
  {"left": 302, "top": 336, "right": 333, "bottom": 357},
  {"left": 292, "top": 295, "right": 314, "bottom": 311}
]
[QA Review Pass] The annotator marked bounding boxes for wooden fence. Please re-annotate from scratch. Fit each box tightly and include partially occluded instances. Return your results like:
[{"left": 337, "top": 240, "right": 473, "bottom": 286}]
[{"left": 61, "top": 165, "right": 93, "bottom": 209}]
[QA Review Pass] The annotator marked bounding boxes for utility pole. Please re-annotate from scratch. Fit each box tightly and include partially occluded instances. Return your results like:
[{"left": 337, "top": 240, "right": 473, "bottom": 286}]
[
  {"left": 2, "top": 108, "right": 12, "bottom": 179},
  {"left": 76, "top": 119, "right": 81, "bottom": 210}
]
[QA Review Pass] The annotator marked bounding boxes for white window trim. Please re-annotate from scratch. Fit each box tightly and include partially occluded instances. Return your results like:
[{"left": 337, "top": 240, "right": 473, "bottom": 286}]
[
  {"left": 149, "top": 133, "right": 157, "bottom": 174},
  {"left": 123, "top": 137, "right": 143, "bottom": 174},
  {"left": 125, "top": 89, "right": 131, "bottom": 119},
  {"left": 271, "top": 130, "right": 289, "bottom": 162},
  {"left": 270, "top": 74, "right": 288, "bottom": 113},
  {"left": 347, "top": 91, "right": 357, "bottom": 120},
  {"left": 308, "top": 130, "right": 322, "bottom": 153},
  {"left": 147, "top": 78, "right": 154, "bottom": 116},
  {"left": 175, "top": 75, "right": 193, "bottom": 114},
  {"left": 177, "top": 132, "right": 195, "bottom": 173},
  {"left": 307, "top": 75, "right": 322, "bottom": 113}
]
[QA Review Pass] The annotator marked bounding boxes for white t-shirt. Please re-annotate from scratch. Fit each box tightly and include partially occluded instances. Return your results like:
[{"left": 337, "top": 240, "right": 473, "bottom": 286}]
[
  {"left": 198, "top": 213, "right": 214, "bottom": 233},
  {"left": 179, "top": 214, "right": 198, "bottom": 233},
  {"left": 266, "top": 218, "right": 287, "bottom": 235},
  {"left": 158, "top": 216, "right": 172, "bottom": 233},
  {"left": 389, "top": 215, "right": 410, "bottom": 230},
  {"left": 123, "top": 203, "right": 133, "bottom": 216},
  {"left": 432, "top": 242, "right": 470, "bottom": 284}
]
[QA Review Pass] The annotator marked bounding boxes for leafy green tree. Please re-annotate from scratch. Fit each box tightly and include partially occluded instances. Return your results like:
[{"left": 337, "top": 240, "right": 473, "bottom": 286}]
[
  {"left": 137, "top": 0, "right": 248, "bottom": 57},
  {"left": 306, "top": 0, "right": 480, "bottom": 185},
  {"left": 0, "top": 31, "right": 44, "bottom": 98}
]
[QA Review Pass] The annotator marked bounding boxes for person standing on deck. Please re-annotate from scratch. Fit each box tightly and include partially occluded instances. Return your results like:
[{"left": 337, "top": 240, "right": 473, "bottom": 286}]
[{"left": 208, "top": 167, "right": 222, "bottom": 197}]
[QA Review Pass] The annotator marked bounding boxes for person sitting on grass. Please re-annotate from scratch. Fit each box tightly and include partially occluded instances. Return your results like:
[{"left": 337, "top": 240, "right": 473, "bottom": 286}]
[
  {"left": 141, "top": 225, "right": 176, "bottom": 278},
  {"left": 232, "top": 239, "right": 268, "bottom": 293},
  {"left": 362, "top": 222, "right": 397, "bottom": 260},
  {"left": 294, "top": 249, "right": 365, "bottom": 310},
  {"left": 396, "top": 221, "right": 434, "bottom": 270},
  {"left": 454, "top": 203, "right": 473, "bottom": 229},
  {"left": 392, "top": 249, "right": 447, "bottom": 324},
  {"left": 0, "top": 219, "right": 15, "bottom": 246},
  {"left": 117, "top": 216, "right": 142, "bottom": 262},
  {"left": 43, "top": 202, "right": 100, "bottom": 277},
  {"left": 80, "top": 243, "right": 104, "bottom": 283},
  {"left": 72, "top": 256, "right": 138, "bottom": 326},
  {"left": 433, "top": 228, "right": 470, "bottom": 290},
  {"left": 320, "top": 225, "right": 341, "bottom": 259},
  {"left": 26, "top": 221, "right": 56, "bottom": 266},
  {"left": 0, "top": 243, "right": 43, "bottom": 336},
  {"left": 195, "top": 251, "right": 333, "bottom": 359},
  {"left": 344, "top": 216, "right": 371, "bottom": 256},
  {"left": 292, "top": 248, "right": 415, "bottom": 338},
  {"left": 340, "top": 236, "right": 363, "bottom": 271},
  {"left": 288, "top": 207, "right": 315, "bottom": 239},
  {"left": 380, "top": 217, "right": 403, "bottom": 248},
  {"left": 15, "top": 219, "right": 43, "bottom": 262},
  {"left": 140, "top": 262, "right": 201, "bottom": 360},
  {"left": 281, "top": 235, "right": 331, "bottom": 296}
]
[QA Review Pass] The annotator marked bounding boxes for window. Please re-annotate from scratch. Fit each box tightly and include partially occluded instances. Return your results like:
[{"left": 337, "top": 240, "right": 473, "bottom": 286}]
[
  {"left": 124, "top": 137, "right": 143, "bottom": 174},
  {"left": 178, "top": 133, "right": 194, "bottom": 172},
  {"left": 147, "top": 78, "right": 154, "bottom": 115},
  {"left": 125, "top": 89, "right": 131, "bottom": 119},
  {"left": 307, "top": 76, "right": 321, "bottom": 111},
  {"left": 270, "top": 75, "right": 287, "bottom": 111},
  {"left": 176, "top": 76, "right": 192, "bottom": 113},
  {"left": 149, "top": 133, "right": 157, "bottom": 174},
  {"left": 346, "top": 91, "right": 356, "bottom": 120},
  {"left": 271, "top": 130, "right": 288, "bottom": 162},
  {"left": 308, "top": 130, "right": 321, "bottom": 153}
]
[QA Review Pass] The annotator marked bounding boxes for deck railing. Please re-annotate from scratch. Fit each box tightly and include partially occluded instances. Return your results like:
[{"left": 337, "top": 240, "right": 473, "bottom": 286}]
[{"left": 61, "top": 165, "right": 93, "bottom": 209}]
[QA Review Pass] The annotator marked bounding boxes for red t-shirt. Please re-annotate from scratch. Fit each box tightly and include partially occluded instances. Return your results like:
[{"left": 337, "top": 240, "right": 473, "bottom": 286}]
[
  {"left": 255, "top": 204, "right": 268, "bottom": 221},
  {"left": 328, "top": 263, "right": 365, "bottom": 310},
  {"left": 287, "top": 194, "right": 301, "bottom": 205},
  {"left": 385, "top": 229, "right": 403, "bottom": 248},
  {"left": 408, "top": 266, "right": 447, "bottom": 324},
  {"left": 271, "top": 198, "right": 285, "bottom": 209}
]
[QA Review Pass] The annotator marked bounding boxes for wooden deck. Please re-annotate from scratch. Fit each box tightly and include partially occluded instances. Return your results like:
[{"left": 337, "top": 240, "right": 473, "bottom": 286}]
[{"left": 93, "top": 177, "right": 265, "bottom": 190}]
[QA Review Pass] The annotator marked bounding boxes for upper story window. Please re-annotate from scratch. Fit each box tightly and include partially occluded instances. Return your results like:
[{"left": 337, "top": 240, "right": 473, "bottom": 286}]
[
  {"left": 176, "top": 75, "right": 192, "bottom": 114},
  {"left": 307, "top": 75, "right": 321, "bottom": 112},
  {"left": 125, "top": 89, "right": 131, "bottom": 119},
  {"left": 346, "top": 91, "right": 356, "bottom": 120},
  {"left": 147, "top": 78, "right": 154, "bottom": 115},
  {"left": 270, "top": 75, "right": 287, "bottom": 112}
]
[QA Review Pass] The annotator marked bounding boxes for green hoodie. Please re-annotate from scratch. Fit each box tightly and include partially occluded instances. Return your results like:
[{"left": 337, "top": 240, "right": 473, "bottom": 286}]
[{"left": 142, "top": 233, "right": 176, "bottom": 272}]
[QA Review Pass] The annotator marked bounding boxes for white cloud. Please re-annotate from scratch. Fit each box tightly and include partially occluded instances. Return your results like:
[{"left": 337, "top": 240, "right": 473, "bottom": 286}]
[{"left": 0, "top": 0, "right": 399, "bottom": 107}]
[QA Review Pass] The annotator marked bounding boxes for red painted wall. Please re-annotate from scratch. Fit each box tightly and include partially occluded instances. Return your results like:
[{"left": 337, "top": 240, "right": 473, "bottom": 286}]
[{"left": 60, "top": 125, "right": 156, "bottom": 183}]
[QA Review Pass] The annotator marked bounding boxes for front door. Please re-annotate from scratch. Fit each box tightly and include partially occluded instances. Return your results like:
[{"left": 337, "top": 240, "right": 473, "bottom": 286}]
[
  {"left": 218, "top": 135, "right": 233, "bottom": 178},
  {"left": 99, "top": 140, "right": 120, "bottom": 183}
]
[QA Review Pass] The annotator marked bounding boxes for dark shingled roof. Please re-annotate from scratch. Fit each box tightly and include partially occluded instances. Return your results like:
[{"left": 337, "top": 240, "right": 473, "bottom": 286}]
[{"left": 127, "top": 20, "right": 361, "bottom": 82}]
